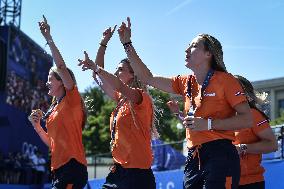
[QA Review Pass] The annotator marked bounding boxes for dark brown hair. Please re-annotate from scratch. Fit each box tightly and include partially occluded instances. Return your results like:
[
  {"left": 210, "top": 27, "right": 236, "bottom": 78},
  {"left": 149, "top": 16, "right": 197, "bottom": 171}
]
[
  {"left": 199, "top": 34, "right": 227, "bottom": 72},
  {"left": 235, "top": 75, "right": 269, "bottom": 120}
]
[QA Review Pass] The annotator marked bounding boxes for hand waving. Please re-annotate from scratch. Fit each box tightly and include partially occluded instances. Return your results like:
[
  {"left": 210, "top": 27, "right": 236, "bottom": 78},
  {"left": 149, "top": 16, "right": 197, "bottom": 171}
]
[
  {"left": 101, "top": 25, "right": 117, "bottom": 46},
  {"left": 78, "top": 51, "right": 97, "bottom": 71},
  {"left": 167, "top": 100, "right": 180, "bottom": 114},
  {"left": 118, "top": 17, "right": 132, "bottom": 44},
  {"left": 38, "top": 15, "right": 52, "bottom": 40}
]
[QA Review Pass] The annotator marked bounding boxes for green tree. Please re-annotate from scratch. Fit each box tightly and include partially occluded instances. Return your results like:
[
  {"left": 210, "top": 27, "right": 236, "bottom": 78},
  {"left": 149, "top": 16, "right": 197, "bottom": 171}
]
[
  {"left": 81, "top": 87, "right": 115, "bottom": 155},
  {"left": 149, "top": 88, "right": 185, "bottom": 150},
  {"left": 270, "top": 110, "right": 284, "bottom": 126},
  {"left": 81, "top": 86, "right": 185, "bottom": 155}
]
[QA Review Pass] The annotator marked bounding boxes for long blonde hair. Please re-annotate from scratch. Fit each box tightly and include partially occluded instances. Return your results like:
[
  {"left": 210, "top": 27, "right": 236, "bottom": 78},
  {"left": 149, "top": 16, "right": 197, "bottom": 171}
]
[
  {"left": 117, "top": 59, "right": 160, "bottom": 139},
  {"left": 49, "top": 66, "right": 87, "bottom": 129}
]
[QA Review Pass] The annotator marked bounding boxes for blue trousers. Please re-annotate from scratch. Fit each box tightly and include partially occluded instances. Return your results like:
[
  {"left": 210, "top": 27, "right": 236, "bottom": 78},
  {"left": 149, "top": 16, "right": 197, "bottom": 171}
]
[{"left": 183, "top": 139, "right": 240, "bottom": 189}]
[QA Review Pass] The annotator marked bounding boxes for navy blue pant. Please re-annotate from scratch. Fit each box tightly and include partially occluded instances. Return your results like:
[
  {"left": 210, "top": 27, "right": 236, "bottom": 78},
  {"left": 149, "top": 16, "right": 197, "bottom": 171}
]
[
  {"left": 238, "top": 181, "right": 265, "bottom": 189},
  {"left": 183, "top": 139, "right": 240, "bottom": 189},
  {"left": 102, "top": 163, "right": 156, "bottom": 189},
  {"left": 51, "top": 158, "right": 88, "bottom": 189}
]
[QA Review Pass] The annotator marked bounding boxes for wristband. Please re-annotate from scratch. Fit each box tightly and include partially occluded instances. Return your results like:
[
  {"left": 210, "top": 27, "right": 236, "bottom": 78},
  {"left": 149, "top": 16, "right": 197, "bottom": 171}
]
[
  {"left": 240, "top": 144, "right": 248, "bottom": 155},
  {"left": 208, "top": 118, "right": 212, "bottom": 130},
  {"left": 100, "top": 43, "right": 107, "bottom": 48},
  {"left": 123, "top": 41, "right": 133, "bottom": 53},
  {"left": 174, "top": 111, "right": 184, "bottom": 120},
  {"left": 95, "top": 65, "right": 102, "bottom": 74},
  {"left": 47, "top": 39, "right": 54, "bottom": 45}
]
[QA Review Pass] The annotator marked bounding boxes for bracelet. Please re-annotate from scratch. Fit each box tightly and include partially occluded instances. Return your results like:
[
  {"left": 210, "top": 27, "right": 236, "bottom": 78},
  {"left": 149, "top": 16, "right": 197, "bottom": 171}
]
[
  {"left": 94, "top": 65, "right": 102, "bottom": 74},
  {"left": 100, "top": 43, "right": 107, "bottom": 48},
  {"left": 123, "top": 41, "right": 132, "bottom": 46},
  {"left": 174, "top": 111, "right": 184, "bottom": 120},
  {"left": 46, "top": 39, "right": 54, "bottom": 45},
  {"left": 208, "top": 118, "right": 212, "bottom": 130},
  {"left": 240, "top": 144, "right": 248, "bottom": 155},
  {"left": 123, "top": 41, "right": 133, "bottom": 53}
]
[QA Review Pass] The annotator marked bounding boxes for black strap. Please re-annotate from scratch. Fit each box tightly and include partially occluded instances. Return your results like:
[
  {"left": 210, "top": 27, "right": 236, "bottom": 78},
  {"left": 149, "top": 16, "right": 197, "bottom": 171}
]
[{"left": 42, "top": 94, "right": 66, "bottom": 120}]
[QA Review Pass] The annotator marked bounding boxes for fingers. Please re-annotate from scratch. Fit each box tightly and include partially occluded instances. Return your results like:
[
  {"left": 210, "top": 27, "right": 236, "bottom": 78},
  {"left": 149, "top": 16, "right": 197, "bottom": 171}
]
[
  {"left": 77, "top": 59, "right": 83, "bottom": 66},
  {"left": 78, "top": 52, "right": 96, "bottom": 71},
  {"left": 111, "top": 25, "right": 117, "bottom": 34},
  {"left": 84, "top": 51, "right": 90, "bottom": 61},
  {"left": 183, "top": 116, "right": 194, "bottom": 129},
  {"left": 28, "top": 112, "right": 41, "bottom": 124},
  {"left": 43, "top": 15, "right": 47, "bottom": 24},
  {"left": 127, "top": 17, "right": 131, "bottom": 29}
]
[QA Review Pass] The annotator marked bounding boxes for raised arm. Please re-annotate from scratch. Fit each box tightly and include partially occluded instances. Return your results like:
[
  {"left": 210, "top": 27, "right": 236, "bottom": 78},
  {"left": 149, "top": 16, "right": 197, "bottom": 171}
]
[
  {"left": 78, "top": 51, "right": 142, "bottom": 104},
  {"left": 78, "top": 51, "right": 117, "bottom": 100},
  {"left": 95, "top": 25, "right": 116, "bottom": 68},
  {"left": 38, "top": 15, "right": 74, "bottom": 90},
  {"left": 118, "top": 17, "right": 174, "bottom": 93}
]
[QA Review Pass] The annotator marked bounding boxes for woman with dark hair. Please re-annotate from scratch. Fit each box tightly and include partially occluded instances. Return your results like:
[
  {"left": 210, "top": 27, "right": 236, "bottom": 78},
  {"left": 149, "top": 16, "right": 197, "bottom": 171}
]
[
  {"left": 77, "top": 26, "right": 157, "bottom": 189},
  {"left": 117, "top": 17, "right": 253, "bottom": 189},
  {"left": 28, "top": 16, "right": 87, "bottom": 189},
  {"left": 234, "top": 75, "right": 277, "bottom": 189}
]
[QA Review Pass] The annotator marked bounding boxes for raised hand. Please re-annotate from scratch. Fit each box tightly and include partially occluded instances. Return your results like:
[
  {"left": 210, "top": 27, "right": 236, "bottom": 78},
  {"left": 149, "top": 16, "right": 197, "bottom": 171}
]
[
  {"left": 166, "top": 100, "right": 180, "bottom": 114},
  {"left": 78, "top": 51, "right": 98, "bottom": 71},
  {"left": 101, "top": 25, "right": 117, "bottom": 46},
  {"left": 118, "top": 17, "right": 132, "bottom": 44},
  {"left": 38, "top": 15, "right": 52, "bottom": 40}
]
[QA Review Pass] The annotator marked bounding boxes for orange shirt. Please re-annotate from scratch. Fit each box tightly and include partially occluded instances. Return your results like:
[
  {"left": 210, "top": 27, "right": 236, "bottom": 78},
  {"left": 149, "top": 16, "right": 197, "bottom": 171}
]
[
  {"left": 110, "top": 89, "right": 153, "bottom": 169},
  {"left": 172, "top": 71, "right": 247, "bottom": 148},
  {"left": 46, "top": 86, "right": 87, "bottom": 171},
  {"left": 234, "top": 108, "right": 270, "bottom": 185}
]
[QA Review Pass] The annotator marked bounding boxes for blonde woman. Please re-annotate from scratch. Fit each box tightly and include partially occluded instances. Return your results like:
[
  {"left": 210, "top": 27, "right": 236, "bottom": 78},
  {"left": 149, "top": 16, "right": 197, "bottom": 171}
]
[
  {"left": 29, "top": 16, "right": 87, "bottom": 189},
  {"left": 118, "top": 17, "right": 253, "bottom": 189},
  {"left": 77, "top": 26, "right": 156, "bottom": 189}
]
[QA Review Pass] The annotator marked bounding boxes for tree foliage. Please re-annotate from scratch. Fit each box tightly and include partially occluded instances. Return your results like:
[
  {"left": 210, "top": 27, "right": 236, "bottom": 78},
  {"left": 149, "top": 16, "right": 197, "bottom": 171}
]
[
  {"left": 81, "top": 86, "right": 185, "bottom": 155},
  {"left": 270, "top": 110, "right": 284, "bottom": 126}
]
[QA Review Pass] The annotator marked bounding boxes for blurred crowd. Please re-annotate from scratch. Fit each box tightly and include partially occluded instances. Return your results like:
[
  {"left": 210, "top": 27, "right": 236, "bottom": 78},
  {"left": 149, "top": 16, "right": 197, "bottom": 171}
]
[
  {"left": 5, "top": 71, "right": 51, "bottom": 113},
  {"left": 0, "top": 150, "right": 48, "bottom": 185}
]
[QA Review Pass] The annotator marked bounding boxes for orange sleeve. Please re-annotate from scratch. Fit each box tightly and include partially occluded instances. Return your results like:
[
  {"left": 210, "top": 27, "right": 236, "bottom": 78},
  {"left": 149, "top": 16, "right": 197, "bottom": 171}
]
[
  {"left": 130, "top": 89, "right": 153, "bottom": 132},
  {"left": 223, "top": 73, "right": 247, "bottom": 107},
  {"left": 65, "top": 86, "right": 81, "bottom": 105},
  {"left": 132, "top": 89, "right": 150, "bottom": 108},
  {"left": 251, "top": 109, "right": 270, "bottom": 134},
  {"left": 171, "top": 75, "right": 187, "bottom": 95}
]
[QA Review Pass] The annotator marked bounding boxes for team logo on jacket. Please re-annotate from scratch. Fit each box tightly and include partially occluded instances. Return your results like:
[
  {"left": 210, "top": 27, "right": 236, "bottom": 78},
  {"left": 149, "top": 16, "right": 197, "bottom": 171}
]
[{"left": 204, "top": 92, "right": 216, "bottom": 97}]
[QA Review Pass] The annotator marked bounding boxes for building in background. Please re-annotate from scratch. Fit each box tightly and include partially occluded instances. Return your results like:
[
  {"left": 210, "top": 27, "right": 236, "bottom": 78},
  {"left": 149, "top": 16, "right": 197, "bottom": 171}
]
[{"left": 253, "top": 77, "right": 284, "bottom": 120}]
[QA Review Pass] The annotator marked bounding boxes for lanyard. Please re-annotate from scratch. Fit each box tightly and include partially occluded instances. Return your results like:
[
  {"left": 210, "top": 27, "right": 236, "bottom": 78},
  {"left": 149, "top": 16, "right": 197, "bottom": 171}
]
[
  {"left": 110, "top": 97, "right": 127, "bottom": 149},
  {"left": 186, "top": 69, "right": 214, "bottom": 114},
  {"left": 42, "top": 94, "right": 65, "bottom": 120}
]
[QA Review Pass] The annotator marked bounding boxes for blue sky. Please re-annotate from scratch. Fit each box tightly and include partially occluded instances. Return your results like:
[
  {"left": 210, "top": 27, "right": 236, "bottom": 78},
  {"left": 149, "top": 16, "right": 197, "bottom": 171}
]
[{"left": 21, "top": 0, "right": 284, "bottom": 92}]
